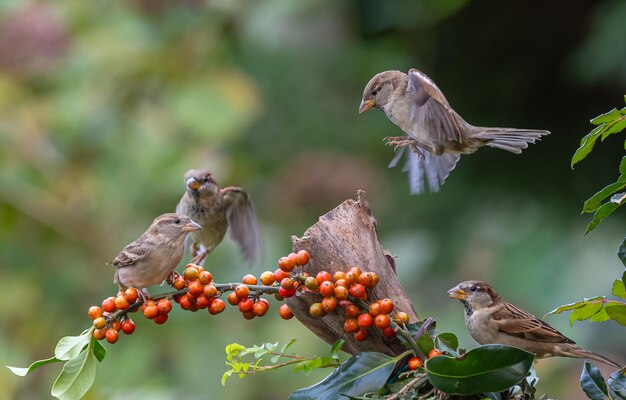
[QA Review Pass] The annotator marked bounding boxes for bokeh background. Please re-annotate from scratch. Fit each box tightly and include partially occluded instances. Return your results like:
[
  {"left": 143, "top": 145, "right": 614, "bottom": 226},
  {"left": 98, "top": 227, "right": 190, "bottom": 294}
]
[{"left": 1, "top": 0, "right": 625, "bottom": 399}]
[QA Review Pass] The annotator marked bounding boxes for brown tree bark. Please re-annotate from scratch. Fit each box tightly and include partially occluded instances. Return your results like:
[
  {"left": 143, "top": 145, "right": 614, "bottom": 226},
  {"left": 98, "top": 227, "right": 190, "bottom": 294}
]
[{"left": 286, "top": 190, "right": 420, "bottom": 356}]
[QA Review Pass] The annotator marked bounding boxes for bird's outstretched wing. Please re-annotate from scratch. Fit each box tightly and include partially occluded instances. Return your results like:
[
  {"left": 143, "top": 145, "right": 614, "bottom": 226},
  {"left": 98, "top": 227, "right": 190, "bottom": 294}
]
[
  {"left": 222, "top": 187, "right": 263, "bottom": 265},
  {"left": 406, "top": 68, "right": 462, "bottom": 147},
  {"left": 389, "top": 146, "right": 460, "bottom": 194},
  {"left": 492, "top": 301, "right": 575, "bottom": 344}
]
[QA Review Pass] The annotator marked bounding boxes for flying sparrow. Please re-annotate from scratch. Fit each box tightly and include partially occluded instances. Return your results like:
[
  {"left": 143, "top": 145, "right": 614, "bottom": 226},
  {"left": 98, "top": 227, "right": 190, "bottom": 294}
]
[
  {"left": 448, "top": 280, "right": 621, "bottom": 368},
  {"left": 176, "top": 169, "right": 262, "bottom": 265},
  {"left": 359, "top": 68, "right": 550, "bottom": 194},
  {"left": 112, "top": 213, "right": 201, "bottom": 296}
]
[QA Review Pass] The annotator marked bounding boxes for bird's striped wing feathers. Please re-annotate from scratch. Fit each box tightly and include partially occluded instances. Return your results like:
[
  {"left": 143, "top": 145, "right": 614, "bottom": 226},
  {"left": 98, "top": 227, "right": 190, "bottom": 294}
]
[
  {"left": 493, "top": 301, "right": 575, "bottom": 344},
  {"left": 112, "top": 235, "right": 155, "bottom": 268}
]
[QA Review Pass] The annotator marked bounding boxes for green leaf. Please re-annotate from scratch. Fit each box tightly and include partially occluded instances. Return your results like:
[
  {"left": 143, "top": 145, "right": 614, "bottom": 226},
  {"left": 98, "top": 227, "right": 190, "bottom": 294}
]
[
  {"left": 546, "top": 297, "right": 605, "bottom": 316},
  {"left": 221, "top": 370, "right": 233, "bottom": 386},
  {"left": 435, "top": 333, "right": 459, "bottom": 356},
  {"left": 605, "top": 303, "right": 626, "bottom": 326},
  {"left": 620, "top": 237, "right": 626, "bottom": 267},
  {"left": 416, "top": 333, "right": 435, "bottom": 355},
  {"left": 289, "top": 352, "right": 402, "bottom": 400},
  {"left": 225, "top": 343, "right": 246, "bottom": 361},
  {"left": 602, "top": 118, "right": 626, "bottom": 140},
  {"left": 572, "top": 125, "right": 605, "bottom": 168},
  {"left": 331, "top": 339, "right": 345, "bottom": 356},
  {"left": 570, "top": 302, "right": 604, "bottom": 325},
  {"left": 583, "top": 181, "right": 626, "bottom": 213},
  {"left": 589, "top": 308, "right": 611, "bottom": 323},
  {"left": 281, "top": 339, "right": 297, "bottom": 354},
  {"left": 55, "top": 332, "right": 92, "bottom": 361},
  {"left": 7, "top": 357, "right": 62, "bottom": 376},
  {"left": 613, "top": 280, "right": 626, "bottom": 299},
  {"left": 425, "top": 344, "right": 534, "bottom": 395},
  {"left": 51, "top": 348, "right": 96, "bottom": 400},
  {"left": 91, "top": 340, "right": 106, "bottom": 363},
  {"left": 585, "top": 202, "right": 619, "bottom": 234},
  {"left": 591, "top": 108, "right": 622, "bottom": 125},
  {"left": 608, "top": 370, "right": 626, "bottom": 400},
  {"left": 580, "top": 361, "right": 608, "bottom": 400}
]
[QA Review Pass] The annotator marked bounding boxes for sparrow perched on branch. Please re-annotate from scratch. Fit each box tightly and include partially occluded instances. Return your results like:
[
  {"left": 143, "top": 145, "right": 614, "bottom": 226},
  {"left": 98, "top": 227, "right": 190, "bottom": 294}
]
[
  {"left": 448, "top": 280, "right": 621, "bottom": 368},
  {"left": 112, "top": 213, "right": 201, "bottom": 296},
  {"left": 359, "top": 68, "right": 550, "bottom": 194},
  {"left": 176, "top": 169, "right": 263, "bottom": 265}
]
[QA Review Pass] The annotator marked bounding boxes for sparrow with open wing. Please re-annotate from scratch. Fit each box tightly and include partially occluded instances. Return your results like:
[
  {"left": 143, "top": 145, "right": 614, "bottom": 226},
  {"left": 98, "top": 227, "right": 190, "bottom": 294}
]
[
  {"left": 176, "top": 169, "right": 263, "bottom": 265},
  {"left": 359, "top": 68, "right": 550, "bottom": 194},
  {"left": 448, "top": 280, "right": 621, "bottom": 368},
  {"left": 112, "top": 213, "right": 201, "bottom": 298}
]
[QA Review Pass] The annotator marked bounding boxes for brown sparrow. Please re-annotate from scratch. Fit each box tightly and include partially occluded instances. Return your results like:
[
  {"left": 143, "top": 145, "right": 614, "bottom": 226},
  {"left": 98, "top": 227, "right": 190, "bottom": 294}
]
[
  {"left": 112, "top": 213, "right": 201, "bottom": 295},
  {"left": 176, "top": 169, "right": 262, "bottom": 265},
  {"left": 448, "top": 280, "right": 621, "bottom": 368},
  {"left": 359, "top": 68, "right": 550, "bottom": 194}
]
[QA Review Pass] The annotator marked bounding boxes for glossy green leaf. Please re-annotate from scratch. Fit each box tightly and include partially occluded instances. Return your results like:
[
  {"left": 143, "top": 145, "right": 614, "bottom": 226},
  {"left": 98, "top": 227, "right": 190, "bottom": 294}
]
[
  {"left": 51, "top": 348, "right": 96, "bottom": 400},
  {"left": 613, "top": 280, "right": 626, "bottom": 299},
  {"left": 589, "top": 308, "right": 611, "bottom": 323},
  {"left": 289, "top": 352, "right": 403, "bottom": 400},
  {"left": 608, "top": 370, "right": 626, "bottom": 400},
  {"left": 546, "top": 297, "right": 605, "bottom": 316},
  {"left": 91, "top": 340, "right": 106, "bottom": 363},
  {"left": 585, "top": 202, "right": 619, "bottom": 234},
  {"left": 425, "top": 344, "right": 534, "bottom": 395},
  {"left": 7, "top": 356, "right": 62, "bottom": 376},
  {"left": 605, "top": 303, "right": 626, "bottom": 326},
  {"left": 281, "top": 339, "right": 298, "bottom": 354},
  {"left": 620, "top": 237, "right": 626, "bottom": 267},
  {"left": 54, "top": 332, "right": 91, "bottom": 361},
  {"left": 603, "top": 118, "right": 626, "bottom": 140},
  {"left": 580, "top": 361, "right": 608, "bottom": 400},
  {"left": 435, "top": 333, "right": 459, "bottom": 356},
  {"left": 331, "top": 339, "right": 345, "bottom": 355},
  {"left": 590, "top": 108, "right": 622, "bottom": 125},
  {"left": 572, "top": 125, "right": 605, "bottom": 168},
  {"left": 570, "top": 302, "right": 604, "bottom": 325},
  {"left": 583, "top": 181, "right": 626, "bottom": 213}
]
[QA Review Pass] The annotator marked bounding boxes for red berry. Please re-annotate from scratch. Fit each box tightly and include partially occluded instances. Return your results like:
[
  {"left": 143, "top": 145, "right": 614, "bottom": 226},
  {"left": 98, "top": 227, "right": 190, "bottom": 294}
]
[
  {"left": 114, "top": 295, "right": 129, "bottom": 310},
  {"left": 195, "top": 294, "right": 211, "bottom": 309},
  {"left": 279, "top": 304, "right": 294, "bottom": 319},
  {"left": 105, "top": 328, "right": 119, "bottom": 344},
  {"left": 374, "top": 314, "right": 391, "bottom": 329},
  {"left": 379, "top": 299, "right": 394, "bottom": 314},
  {"left": 357, "top": 313, "right": 373, "bottom": 328},
  {"left": 242, "top": 274, "right": 258, "bottom": 285},
  {"left": 354, "top": 328, "right": 368, "bottom": 341},
  {"left": 260, "top": 271, "right": 275, "bottom": 286},
  {"left": 242, "top": 312, "right": 255, "bottom": 320},
  {"left": 238, "top": 298, "right": 254, "bottom": 313},
  {"left": 154, "top": 313, "right": 168, "bottom": 324},
  {"left": 110, "top": 320, "right": 122, "bottom": 331},
  {"left": 333, "top": 271, "right": 347, "bottom": 282},
  {"left": 279, "top": 286, "right": 296, "bottom": 298},
  {"left": 102, "top": 297, "right": 116, "bottom": 313},
  {"left": 199, "top": 271, "right": 213, "bottom": 285},
  {"left": 121, "top": 319, "right": 136, "bottom": 335},
  {"left": 334, "top": 286, "right": 349, "bottom": 300},
  {"left": 209, "top": 298, "right": 226, "bottom": 314},
  {"left": 349, "top": 284, "right": 366, "bottom": 299},
  {"left": 184, "top": 266, "right": 200, "bottom": 281},
  {"left": 287, "top": 252, "right": 299, "bottom": 268},
  {"left": 252, "top": 301, "right": 269, "bottom": 317},
  {"left": 280, "top": 277, "right": 295, "bottom": 290},
  {"left": 345, "top": 304, "right": 360, "bottom": 318},
  {"left": 93, "top": 328, "right": 106, "bottom": 340},
  {"left": 187, "top": 280, "right": 203, "bottom": 297},
  {"left": 234, "top": 284, "right": 250, "bottom": 299},
  {"left": 88, "top": 306, "right": 103, "bottom": 320},
  {"left": 369, "top": 272, "right": 379, "bottom": 287},
  {"left": 157, "top": 299, "right": 172, "bottom": 314},
  {"left": 178, "top": 295, "right": 194, "bottom": 310},
  {"left": 369, "top": 301, "right": 381, "bottom": 317},
  {"left": 428, "top": 349, "right": 444, "bottom": 359},
  {"left": 319, "top": 281, "right": 335, "bottom": 297},
  {"left": 358, "top": 273, "right": 372, "bottom": 287},
  {"left": 173, "top": 276, "right": 186, "bottom": 290},
  {"left": 203, "top": 284, "right": 217, "bottom": 298},
  {"left": 295, "top": 250, "right": 310, "bottom": 265},
  {"left": 125, "top": 288, "right": 139, "bottom": 304},
  {"left": 315, "top": 271, "right": 332, "bottom": 286},
  {"left": 382, "top": 326, "right": 396, "bottom": 338},
  {"left": 408, "top": 357, "right": 423, "bottom": 370},
  {"left": 274, "top": 268, "right": 291, "bottom": 283},
  {"left": 278, "top": 256, "right": 296, "bottom": 272},
  {"left": 227, "top": 292, "right": 240, "bottom": 305},
  {"left": 343, "top": 318, "right": 359, "bottom": 333},
  {"left": 321, "top": 296, "right": 337, "bottom": 312},
  {"left": 334, "top": 279, "right": 348, "bottom": 288},
  {"left": 143, "top": 304, "right": 159, "bottom": 319}
]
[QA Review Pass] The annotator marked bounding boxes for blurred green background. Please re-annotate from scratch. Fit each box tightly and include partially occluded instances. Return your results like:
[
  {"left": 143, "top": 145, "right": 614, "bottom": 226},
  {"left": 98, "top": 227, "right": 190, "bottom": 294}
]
[{"left": 0, "top": 0, "right": 625, "bottom": 399}]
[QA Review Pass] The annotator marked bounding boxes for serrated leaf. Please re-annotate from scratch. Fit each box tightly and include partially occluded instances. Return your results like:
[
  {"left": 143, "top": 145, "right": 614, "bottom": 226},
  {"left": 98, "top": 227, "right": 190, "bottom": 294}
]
[
  {"left": 51, "top": 348, "right": 96, "bottom": 400},
  {"left": 585, "top": 202, "right": 619, "bottom": 234},
  {"left": 55, "top": 332, "right": 91, "bottom": 361},
  {"left": 605, "top": 303, "right": 626, "bottom": 326},
  {"left": 425, "top": 344, "right": 534, "bottom": 395},
  {"left": 580, "top": 361, "right": 608, "bottom": 400},
  {"left": 619, "top": 237, "right": 626, "bottom": 267},
  {"left": 281, "top": 339, "right": 297, "bottom": 354},
  {"left": 613, "top": 280, "right": 626, "bottom": 299},
  {"left": 608, "top": 370, "right": 626, "bottom": 400},
  {"left": 289, "top": 352, "right": 402, "bottom": 400},
  {"left": 590, "top": 108, "right": 622, "bottom": 125},
  {"left": 570, "top": 302, "right": 604, "bottom": 325},
  {"left": 7, "top": 357, "right": 62, "bottom": 376},
  {"left": 91, "top": 340, "right": 106, "bottom": 363},
  {"left": 583, "top": 181, "right": 626, "bottom": 213},
  {"left": 546, "top": 297, "right": 604, "bottom": 316}
]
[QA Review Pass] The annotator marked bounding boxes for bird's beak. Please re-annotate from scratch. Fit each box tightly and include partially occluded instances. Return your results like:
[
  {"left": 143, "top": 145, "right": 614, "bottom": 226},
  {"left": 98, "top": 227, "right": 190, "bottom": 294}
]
[
  {"left": 184, "top": 221, "right": 202, "bottom": 232},
  {"left": 186, "top": 177, "right": 201, "bottom": 191},
  {"left": 447, "top": 286, "right": 467, "bottom": 300},
  {"left": 359, "top": 99, "right": 375, "bottom": 114}
]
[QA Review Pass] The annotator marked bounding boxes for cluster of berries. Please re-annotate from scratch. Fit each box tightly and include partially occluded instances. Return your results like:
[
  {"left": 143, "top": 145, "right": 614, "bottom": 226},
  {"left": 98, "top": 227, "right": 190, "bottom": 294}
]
[
  {"left": 407, "top": 349, "right": 444, "bottom": 370},
  {"left": 88, "top": 288, "right": 140, "bottom": 344},
  {"left": 171, "top": 266, "right": 226, "bottom": 314}
]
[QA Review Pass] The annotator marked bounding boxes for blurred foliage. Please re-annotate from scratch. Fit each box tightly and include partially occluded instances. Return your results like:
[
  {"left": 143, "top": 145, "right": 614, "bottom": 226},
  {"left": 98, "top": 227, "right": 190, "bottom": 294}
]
[{"left": 0, "top": 0, "right": 624, "bottom": 399}]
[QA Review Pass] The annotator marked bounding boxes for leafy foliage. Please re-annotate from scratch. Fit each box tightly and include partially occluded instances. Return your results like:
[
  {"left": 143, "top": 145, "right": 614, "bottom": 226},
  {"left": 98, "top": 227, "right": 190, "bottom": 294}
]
[
  {"left": 608, "top": 370, "right": 626, "bottom": 400},
  {"left": 580, "top": 362, "right": 609, "bottom": 400}
]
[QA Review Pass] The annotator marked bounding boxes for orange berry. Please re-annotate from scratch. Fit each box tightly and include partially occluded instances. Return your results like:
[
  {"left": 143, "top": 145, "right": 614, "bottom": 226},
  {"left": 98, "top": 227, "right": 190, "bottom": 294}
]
[
  {"left": 428, "top": 349, "right": 444, "bottom": 359},
  {"left": 93, "top": 328, "right": 106, "bottom": 340},
  {"left": 334, "top": 279, "right": 348, "bottom": 288},
  {"left": 88, "top": 306, "right": 103, "bottom": 320},
  {"left": 102, "top": 297, "right": 116, "bottom": 313},
  {"left": 184, "top": 266, "right": 200, "bottom": 281},
  {"left": 278, "top": 256, "right": 296, "bottom": 272},
  {"left": 316, "top": 271, "right": 332, "bottom": 286},
  {"left": 121, "top": 319, "right": 135, "bottom": 335},
  {"left": 274, "top": 268, "right": 290, "bottom": 283},
  {"left": 295, "top": 250, "right": 310, "bottom": 265},
  {"left": 379, "top": 299, "right": 394, "bottom": 314},
  {"left": 227, "top": 292, "right": 240, "bottom": 305},
  {"left": 199, "top": 271, "right": 213, "bottom": 285},
  {"left": 358, "top": 273, "right": 372, "bottom": 287},
  {"left": 260, "top": 271, "right": 276, "bottom": 286},
  {"left": 203, "top": 284, "right": 217, "bottom": 298},
  {"left": 369, "top": 301, "right": 381, "bottom": 317},
  {"left": 195, "top": 294, "right": 211, "bottom": 309},
  {"left": 238, "top": 298, "right": 254, "bottom": 313},
  {"left": 280, "top": 277, "right": 295, "bottom": 290},
  {"left": 209, "top": 298, "right": 226, "bottom": 314},
  {"left": 252, "top": 301, "right": 269, "bottom": 317},
  {"left": 349, "top": 266, "right": 362, "bottom": 278},
  {"left": 125, "top": 288, "right": 139, "bottom": 303},
  {"left": 105, "top": 328, "right": 119, "bottom": 344},
  {"left": 344, "top": 318, "right": 359, "bottom": 333},
  {"left": 309, "top": 302, "right": 326, "bottom": 317},
  {"left": 242, "top": 312, "right": 255, "bottom": 320},
  {"left": 154, "top": 313, "right": 168, "bottom": 325},
  {"left": 173, "top": 276, "right": 186, "bottom": 290},
  {"left": 334, "top": 286, "right": 349, "bottom": 300},
  {"left": 408, "top": 357, "right": 423, "bottom": 370},
  {"left": 278, "top": 304, "right": 294, "bottom": 319},
  {"left": 242, "top": 274, "right": 257, "bottom": 285},
  {"left": 354, "top": 328, "right": 368, "bottom": 341},
  {"left": 321, "top": 296, "right": 337, "bottom": 312},
  {"left": 382, "top": 327, "right": 396, "bottom": 338},
  {"left": 304, "top": 276, "right": 319, "bottom": 290},
  {"left": 349, "top": 284, "right": 366, "bottom": 299},
  {"left": 115, "top": 295, "right": 129, "bottom": 310},
  {"left": 369, "top": 272, "right": 379, "bottom": 287},
  {"left": 234, "top": 284, "right": 250, "bottom": 299},
  {"left": 394, "top": 312, "right": 409, "bottom": 325},
  {"left": 357, "top": 313, "right": 373, "bottom": 328},
  {"left": 93, "top": 317, "right": 107, "bottom": 330},
  {"left": 345, "top": 304, "right": 360, "bottom": 318},
  {"left": 287, "top": 252, "right": 299, "bottom": 267},
  {"left": 187, "top": 280, "right": 204, "bottom": 297},
  {"left": 178, "top": 295, "right": 194, "bottom": 310},
  {"left": 319, "top": 281, "right": 335, "bottom": 297},
  {"left": 110, "top": 320, "right": 122, "bottom": 331},
  {"left": 141, "top": 299, "right": 155, "bottom": 311},
  {"left": 143, "top": 304, "right": 159, "bottom": 319},
  {"left": 156, "top": 299, "right": 172, "bottom": 314},
  {"left": 374, "top": 314, "right": 391, "bottom": 329},
  {"left": 278, "top": 286, "right": 296, "bottom": 298},
  {"left": 333, "top": 271, "right": 347, "bottom": 282}
]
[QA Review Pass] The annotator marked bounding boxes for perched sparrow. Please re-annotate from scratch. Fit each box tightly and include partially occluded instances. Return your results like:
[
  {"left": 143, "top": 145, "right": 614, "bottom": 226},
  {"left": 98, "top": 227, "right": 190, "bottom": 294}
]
[
  {"left": 448, "top": 280, "right": 621, "bottom": 368},
  {"left": 112, "top": 213, "right": 201, "bottom": 295},
  {"left": 176, "top": 169, "right": 262, "bottom": 265},
  {"left": 359, "top": 68, "right": 550, "bottom": 194}
]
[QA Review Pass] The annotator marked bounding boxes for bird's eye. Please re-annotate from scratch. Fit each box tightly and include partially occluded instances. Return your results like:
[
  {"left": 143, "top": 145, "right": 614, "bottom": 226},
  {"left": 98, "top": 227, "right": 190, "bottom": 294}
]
[
  {"left": 371, "top": 88, "right": 379, "bottom": 96},
  {"left": 470, "top": 286, "right": 477, "bottom": 292},
  {"left": 202, "top": 178, "right": 208, "bottom": 183},
  {"left": 173, "top": 218, "right": 181, "bottom": 224}
]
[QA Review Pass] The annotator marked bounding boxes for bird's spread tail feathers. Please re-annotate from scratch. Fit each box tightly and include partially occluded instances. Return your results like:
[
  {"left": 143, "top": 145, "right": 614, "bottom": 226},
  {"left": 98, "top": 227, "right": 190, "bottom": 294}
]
[
  {"left": 389, "top": 147, "right": 461, "bottom": 195},
  {"left": 563, "top": 346, "right": 622, "bottom": 369},
  {"left": 473, "top": 128, "right": 550, "bottom": 154}
]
